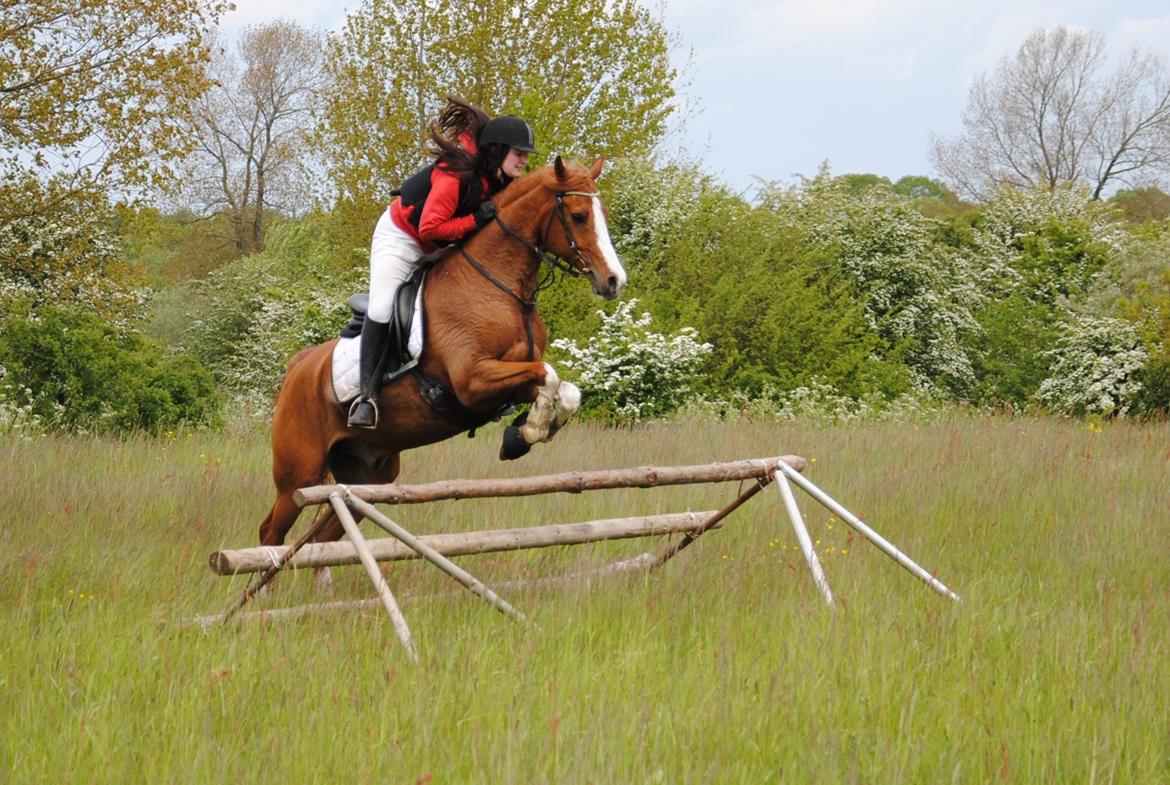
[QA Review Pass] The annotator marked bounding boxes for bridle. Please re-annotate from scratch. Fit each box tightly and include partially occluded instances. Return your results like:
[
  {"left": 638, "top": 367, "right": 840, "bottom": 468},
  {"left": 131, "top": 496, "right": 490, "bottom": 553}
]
[
  {"left": 491, "top": 188, "right": 599, "bottom": 277},
  {"left": 457, "top": 186, "right": 603, "bottom": 360}
]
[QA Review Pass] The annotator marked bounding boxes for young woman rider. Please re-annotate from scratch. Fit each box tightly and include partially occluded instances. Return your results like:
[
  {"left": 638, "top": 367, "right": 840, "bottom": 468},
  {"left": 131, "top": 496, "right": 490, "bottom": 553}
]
[{"left": 348, "top": 97, "right": 538, "bottom": 429}]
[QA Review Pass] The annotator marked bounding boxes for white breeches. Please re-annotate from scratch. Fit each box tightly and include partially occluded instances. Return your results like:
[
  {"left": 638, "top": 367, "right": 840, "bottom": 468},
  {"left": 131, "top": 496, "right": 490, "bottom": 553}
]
[{"left": 367, "top": 211, "right": 424, "bottom": 324}]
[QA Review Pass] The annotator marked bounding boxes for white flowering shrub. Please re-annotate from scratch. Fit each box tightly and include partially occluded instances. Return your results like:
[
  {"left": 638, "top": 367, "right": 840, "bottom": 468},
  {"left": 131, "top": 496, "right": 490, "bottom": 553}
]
[
  {"left": 600, "top": 158, "right": 711, "bottom": 269},
  {"left": 1036, "top": 316, "right": 1148, "bottom": 416},
  {"left": 760, "top": 168, "right": 981, "bottom": 395},
  {"left": 971, "top": 186, "right": 1124, "bottom": 303},
  {"left": 0, "top": 365, "right": 45, "bottom": 438},
  {"left": 0, "top": 183, "right": 148, "bottom": 329},
  {"left": 550, "top": 299, "right": 713, "bottom": 423},
  {"left": 177, "top": 221, "right": 363, "bottom": 412}
]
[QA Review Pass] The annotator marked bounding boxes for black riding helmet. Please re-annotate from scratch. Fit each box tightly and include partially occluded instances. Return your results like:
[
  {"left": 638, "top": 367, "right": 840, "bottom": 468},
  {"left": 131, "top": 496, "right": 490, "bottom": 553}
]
[{"left": 478, "top": 115, "right": 537, "bottom": 153}]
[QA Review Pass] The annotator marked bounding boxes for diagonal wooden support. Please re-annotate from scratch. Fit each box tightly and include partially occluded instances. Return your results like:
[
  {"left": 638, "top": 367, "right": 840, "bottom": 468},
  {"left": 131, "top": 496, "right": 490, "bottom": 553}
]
[
  {"left": 329, "top": 493, "right": 419, "bottom": 662},
  {"left": 220, "top": 508, "right": 332, "bottom": 625},
  {"left": 649, "top": 475, "right": 773, "bottom": 570},
  {"left": 344, "top": 491, "right": 529, "bottom": 624}
]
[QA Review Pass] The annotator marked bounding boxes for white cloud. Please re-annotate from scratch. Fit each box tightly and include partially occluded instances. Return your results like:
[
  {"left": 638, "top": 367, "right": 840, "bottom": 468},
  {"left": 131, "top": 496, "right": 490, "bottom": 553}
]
[
  {"left": 219, "top": 0, "right": 350, "bottom": 31},
  {"left": 744, "top": 0, "right": 934, "bottom": 41},
  {"left": 1111, "top": 15, "right": 1170, "bottom": 59}
]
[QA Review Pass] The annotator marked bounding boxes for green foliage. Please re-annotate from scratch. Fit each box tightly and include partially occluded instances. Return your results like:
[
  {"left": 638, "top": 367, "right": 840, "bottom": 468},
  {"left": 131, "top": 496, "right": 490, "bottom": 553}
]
[
  {"left": 1107, "top": 186, "right": 1170, "bottom": 224},
  {"left": 968, "top": 186, "right": 1124, "bottom": 302},
  {"left": 114, "top": 204, "right": 244, "bottom": 287},
  {"left": 968, "top": 294, "right": 1058, "bottom": 407},
  {"left": 0, "top": 0, "right": 231, "bottom": 202},
  {"left": 1131, "top": 353, "right": 1170, "bottom": 417},
  {"left": 317, "top": 0, "right": 677, "bottom": 211},
  {"left": 174, "top": 221, "right": 364, "bottom": 408},
  {"left": 762, "top": 168, "right": 980, "bottom": 395},
  {"left": 0, "top": 305, "right": 219, "bottom": 435},
  {"left": 582, "top": 160, "right": 911, "bottom": 401}
]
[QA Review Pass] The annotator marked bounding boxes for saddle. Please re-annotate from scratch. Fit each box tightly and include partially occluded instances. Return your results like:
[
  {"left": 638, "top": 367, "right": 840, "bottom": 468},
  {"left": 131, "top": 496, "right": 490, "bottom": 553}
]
[
  {"left": 340, "top": 266, "right": 426, "bottom": 382},
  {"left": 335, "top": 256, "right": 516, "bottom": 429}
]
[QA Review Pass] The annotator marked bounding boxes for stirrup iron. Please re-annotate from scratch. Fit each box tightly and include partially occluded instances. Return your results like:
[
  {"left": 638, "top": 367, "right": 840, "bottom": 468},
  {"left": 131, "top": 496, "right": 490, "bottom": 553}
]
[{"left": 347, "top": 397, "right": 379, "bottom": 429}]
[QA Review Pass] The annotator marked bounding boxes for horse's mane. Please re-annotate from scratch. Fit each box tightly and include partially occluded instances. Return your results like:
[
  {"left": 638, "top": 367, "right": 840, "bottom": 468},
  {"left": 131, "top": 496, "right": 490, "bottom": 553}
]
[{"left": 492, "top": 160, "right": 595, "bottom": 211}]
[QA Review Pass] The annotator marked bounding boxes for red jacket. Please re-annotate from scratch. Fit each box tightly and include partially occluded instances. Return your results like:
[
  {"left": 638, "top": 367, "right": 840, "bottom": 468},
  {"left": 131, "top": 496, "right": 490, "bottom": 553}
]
[{"left": 389, "top": 132, "right": 495, "bottom": 253}]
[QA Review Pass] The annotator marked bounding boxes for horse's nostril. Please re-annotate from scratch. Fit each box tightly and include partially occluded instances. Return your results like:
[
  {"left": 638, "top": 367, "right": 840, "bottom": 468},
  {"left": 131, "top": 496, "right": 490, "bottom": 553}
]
[{"left": 607, "top": 276, "right": 618, "bottom": 292}]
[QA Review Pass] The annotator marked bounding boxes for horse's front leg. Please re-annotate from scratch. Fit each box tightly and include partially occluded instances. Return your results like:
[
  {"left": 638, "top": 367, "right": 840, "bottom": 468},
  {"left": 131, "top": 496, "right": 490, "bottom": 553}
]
[
  {"left": 450, "top": 359, "right": 580, "bottom": 454},
  {"left": 518, "top": 363, "right": 581, "bottom": 444}
]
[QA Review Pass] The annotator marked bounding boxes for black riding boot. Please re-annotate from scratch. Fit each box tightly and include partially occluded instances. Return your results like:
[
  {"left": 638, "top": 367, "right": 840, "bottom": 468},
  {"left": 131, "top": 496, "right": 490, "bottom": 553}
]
[{"left": 347, "top": 317, "right": 391, "bottom": 429}]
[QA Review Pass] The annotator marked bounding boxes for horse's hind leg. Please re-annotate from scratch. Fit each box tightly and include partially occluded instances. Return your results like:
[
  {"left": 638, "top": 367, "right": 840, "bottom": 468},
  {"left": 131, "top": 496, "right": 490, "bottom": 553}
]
[
  {"left": 259, "top": 440, "right": 330, "bottom": 546},
  {"left": 259, "top": 491, "right": 305, "bottom": 547},
  {"left": 306, "top": 450, "right": 403, "bottom": 591}
]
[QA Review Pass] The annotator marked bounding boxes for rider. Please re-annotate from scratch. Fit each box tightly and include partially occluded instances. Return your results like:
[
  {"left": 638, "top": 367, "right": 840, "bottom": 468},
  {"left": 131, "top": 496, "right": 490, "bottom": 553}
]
[{"left": 348, "top": 97, "right": 538, "bottom": 429}]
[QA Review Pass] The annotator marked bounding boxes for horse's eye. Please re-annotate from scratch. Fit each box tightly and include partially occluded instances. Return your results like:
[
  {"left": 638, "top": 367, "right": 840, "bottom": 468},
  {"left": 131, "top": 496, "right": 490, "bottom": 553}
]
[{"left": 571, "top": 212, "right": 587, "bottom": 224}]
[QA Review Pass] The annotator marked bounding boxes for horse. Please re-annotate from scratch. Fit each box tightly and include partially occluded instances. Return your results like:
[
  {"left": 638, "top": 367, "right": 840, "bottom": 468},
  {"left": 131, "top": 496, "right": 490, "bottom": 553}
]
[{"left": 257, "top": 155, "right": 626, "bottom": 549}]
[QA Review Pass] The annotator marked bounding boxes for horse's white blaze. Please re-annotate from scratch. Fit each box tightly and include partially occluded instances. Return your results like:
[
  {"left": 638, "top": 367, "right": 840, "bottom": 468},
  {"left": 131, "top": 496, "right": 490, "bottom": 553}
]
[{"left": 591, "top": 199, "right": 626, "bottom": 290}]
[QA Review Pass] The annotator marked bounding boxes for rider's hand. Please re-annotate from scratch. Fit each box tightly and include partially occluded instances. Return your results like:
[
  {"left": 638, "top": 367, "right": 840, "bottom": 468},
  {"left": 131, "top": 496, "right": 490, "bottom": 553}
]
[{"left": 474, "top": 200, "right": 497, "bottom": 228}]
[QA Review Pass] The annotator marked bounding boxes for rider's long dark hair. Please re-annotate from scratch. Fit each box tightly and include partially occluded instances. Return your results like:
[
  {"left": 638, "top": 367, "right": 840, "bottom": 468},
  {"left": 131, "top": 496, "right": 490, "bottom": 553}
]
[{"left": 426, "top": 96, "right": 503, "bottom": 184}]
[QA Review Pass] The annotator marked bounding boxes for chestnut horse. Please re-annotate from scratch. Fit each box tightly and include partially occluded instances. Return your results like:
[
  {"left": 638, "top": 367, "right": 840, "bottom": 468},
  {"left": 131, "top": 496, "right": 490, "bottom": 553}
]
[{"left": 258, "top": 156, "right": 626, "bottom": 547}]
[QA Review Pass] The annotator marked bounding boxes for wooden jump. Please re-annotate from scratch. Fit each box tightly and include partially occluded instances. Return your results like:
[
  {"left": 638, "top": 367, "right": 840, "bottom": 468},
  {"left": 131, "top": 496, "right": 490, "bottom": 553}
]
[{"left": 208, "top": 454, "right": 959, "bottom": 660}]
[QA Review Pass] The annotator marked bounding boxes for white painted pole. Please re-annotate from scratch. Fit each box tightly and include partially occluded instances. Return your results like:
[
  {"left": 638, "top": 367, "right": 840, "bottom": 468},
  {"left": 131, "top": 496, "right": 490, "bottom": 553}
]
[
  {"left": 328, "top": 493, "right": 420, "bottom": 662},
  {"left": 344, "top": 491, "right": 529, "bottom": 624},
  {"left": 772, "top": 471, "right": 834, "bottom": 606},
  {"left": 774, "top": 461, "right": 961, "bottom": 602}
]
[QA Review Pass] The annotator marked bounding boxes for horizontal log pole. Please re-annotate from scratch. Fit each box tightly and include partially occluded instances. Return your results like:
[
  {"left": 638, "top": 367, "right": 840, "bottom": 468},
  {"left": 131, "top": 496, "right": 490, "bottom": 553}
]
[
  {"left": 210, "top": 512, "right": 719, "bottom": 576},
  {"left": 294, "top": 455, "right": 806, "bottom": 508},
  {"left": 193, "top": 554, "right": 655, "bottom": 628}
]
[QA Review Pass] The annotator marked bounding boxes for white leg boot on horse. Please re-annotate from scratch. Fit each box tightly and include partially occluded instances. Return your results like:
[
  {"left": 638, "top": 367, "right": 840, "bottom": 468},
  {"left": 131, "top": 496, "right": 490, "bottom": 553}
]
[
  {"left": 520, "top": 363, "right": 562, "bottom": 444},
  {"left": 549, "top": 380, "right": 581, "bottom": 438}
]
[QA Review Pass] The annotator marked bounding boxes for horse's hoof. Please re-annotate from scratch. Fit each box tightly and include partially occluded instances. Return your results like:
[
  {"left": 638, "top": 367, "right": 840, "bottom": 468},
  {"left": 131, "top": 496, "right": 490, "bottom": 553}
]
[{"left": 499, "top": 425, "right": 532, "bottom": 460}]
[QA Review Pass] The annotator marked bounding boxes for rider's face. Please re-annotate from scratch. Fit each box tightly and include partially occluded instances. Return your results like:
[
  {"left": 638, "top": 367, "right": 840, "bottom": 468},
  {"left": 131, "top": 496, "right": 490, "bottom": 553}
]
[{"left": 501, "top": 147, "right": 529, "bottom": 178}]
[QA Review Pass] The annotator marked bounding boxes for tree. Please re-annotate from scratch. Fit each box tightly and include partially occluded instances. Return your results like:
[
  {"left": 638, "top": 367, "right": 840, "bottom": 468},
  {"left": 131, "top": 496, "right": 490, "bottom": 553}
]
[
  {"left": 931, "top": 26, "right": 1170, "bottom": 201},
  {"left": 0, "top": 0, "right": 230, "bottom": 213},
  {"left": 316, "top": 0, "right": 677, "bottom": 212},
  {"left": 178, "top": 21, "right": 326, "bottom": 255},
  {"left": 1108, "top": 186, "right": 1170, "bottom": 223}
]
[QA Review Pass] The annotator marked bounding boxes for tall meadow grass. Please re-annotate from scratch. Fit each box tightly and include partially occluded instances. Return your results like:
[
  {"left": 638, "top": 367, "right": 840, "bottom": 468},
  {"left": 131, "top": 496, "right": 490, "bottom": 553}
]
[{"left": 1, "top": 416, "right": 1167, "bottom": 783}]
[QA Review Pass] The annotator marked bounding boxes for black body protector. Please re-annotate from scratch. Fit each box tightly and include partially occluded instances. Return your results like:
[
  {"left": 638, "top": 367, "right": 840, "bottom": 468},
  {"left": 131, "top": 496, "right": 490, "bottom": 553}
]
[{"left": 395, "top": 164, "right": 491, "bottom": 241}]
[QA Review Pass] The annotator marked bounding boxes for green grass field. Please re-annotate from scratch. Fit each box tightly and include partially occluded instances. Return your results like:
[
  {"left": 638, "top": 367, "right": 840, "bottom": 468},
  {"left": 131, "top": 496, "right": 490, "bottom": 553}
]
[{"left": 1, "top": 416, "right": 1167, "bottom": 783}]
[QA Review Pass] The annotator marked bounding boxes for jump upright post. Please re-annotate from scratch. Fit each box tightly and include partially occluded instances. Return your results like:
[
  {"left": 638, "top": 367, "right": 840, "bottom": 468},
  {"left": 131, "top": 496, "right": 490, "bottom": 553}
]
[{"left": 208, "top": 455, "right": 960, "bottom": 658}]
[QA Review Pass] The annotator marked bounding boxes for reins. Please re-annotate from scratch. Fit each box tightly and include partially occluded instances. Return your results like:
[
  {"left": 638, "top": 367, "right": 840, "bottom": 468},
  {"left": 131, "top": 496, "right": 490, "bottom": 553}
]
[{"left": 457, "top": 187, "right": 602, "bottom": 361}]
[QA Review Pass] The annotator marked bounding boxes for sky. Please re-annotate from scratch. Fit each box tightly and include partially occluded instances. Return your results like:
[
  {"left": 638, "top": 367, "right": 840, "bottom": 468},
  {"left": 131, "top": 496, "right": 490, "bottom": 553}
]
[{"left": 220, "top": 0, "right": 1170, "bottom": 196}]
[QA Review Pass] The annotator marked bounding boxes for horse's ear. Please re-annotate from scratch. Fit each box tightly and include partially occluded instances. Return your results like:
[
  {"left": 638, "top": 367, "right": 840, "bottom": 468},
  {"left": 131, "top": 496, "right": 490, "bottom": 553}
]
[
  {"left": 589, "top": 156, "right": 605, "bottom": 180},
  {"left": 554, "top": 155, "right": 566, "bottom": 181}
]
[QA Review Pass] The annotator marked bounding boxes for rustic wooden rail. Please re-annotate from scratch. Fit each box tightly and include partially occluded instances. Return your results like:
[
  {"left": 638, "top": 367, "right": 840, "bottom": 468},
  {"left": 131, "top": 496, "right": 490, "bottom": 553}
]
[
  {"left": 292, "top": 455, "right": 807, "bottom": 507},
  {"left": 210, "top": 511, "right": 716, "bottom": 575}
]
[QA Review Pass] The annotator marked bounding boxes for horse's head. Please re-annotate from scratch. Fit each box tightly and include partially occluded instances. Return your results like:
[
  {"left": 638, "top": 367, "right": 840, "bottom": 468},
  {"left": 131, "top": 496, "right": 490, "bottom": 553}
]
[{"left": 539, "top": 156, "right": 627, "bottom": 300}]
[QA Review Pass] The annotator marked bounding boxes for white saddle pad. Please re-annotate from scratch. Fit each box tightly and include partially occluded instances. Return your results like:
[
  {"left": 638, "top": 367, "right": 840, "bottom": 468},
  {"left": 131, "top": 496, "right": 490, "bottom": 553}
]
[{"left": 331, "top": 287, "right": 425, "bottom": 403}]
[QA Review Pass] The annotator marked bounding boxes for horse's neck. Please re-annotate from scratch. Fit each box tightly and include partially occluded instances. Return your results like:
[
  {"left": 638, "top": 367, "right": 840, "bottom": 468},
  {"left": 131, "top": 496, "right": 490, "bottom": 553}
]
[{"left": 475, "top": 187, "right": 551, "bottom": 296}]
